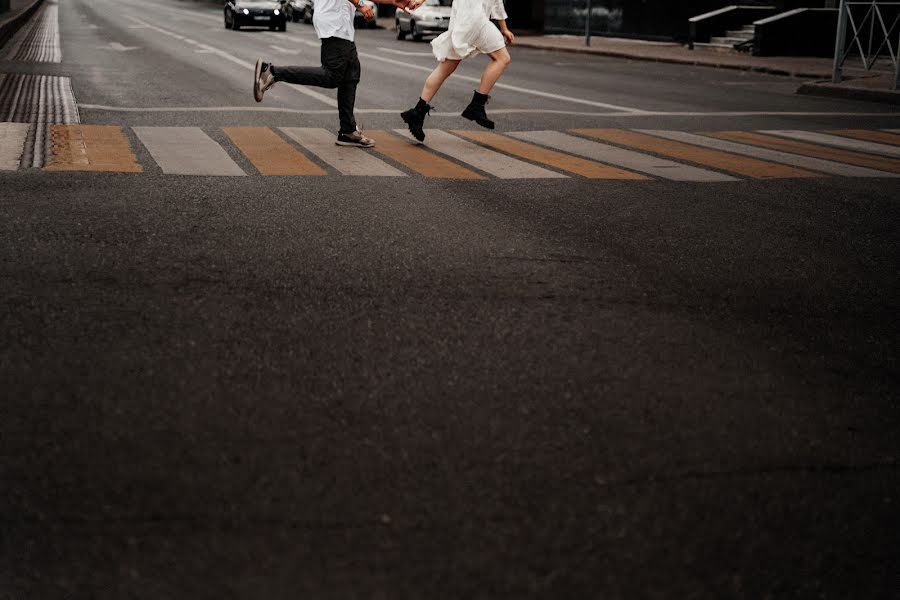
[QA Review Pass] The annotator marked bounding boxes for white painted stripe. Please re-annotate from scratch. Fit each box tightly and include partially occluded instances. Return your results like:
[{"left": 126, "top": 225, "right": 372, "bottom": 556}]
[
  {"left": 762, "top": 130, "right": 900, "bottom": 158},
  {"left": 280, "top": 128, "right": 405, "bottom": 176},
  {"left": 639, "top": 130, "right": 898, "bottom": 179},
  {"left": 376, "top": 47, "right": 435, "bottom": 57},
  {"left": 396, "top": 130, "right": 567, "bottom": 179},
  {"left": 78, "top": 104, "right": 900, "bottom": 119},
  {"left": 125, "top": 17, "right": 337, "bottom": 107},
  {"left": 509, "top": 130, "right": 734, "bottom": 182},
  {"left": 886, "top": 129, "right": 900, "bottom": 134},
  {"left": 0, "top": 123, "right": 30, "bottom": 170},
  {"left": 133, "top": 127, "right": 246, "bottom": 176}
]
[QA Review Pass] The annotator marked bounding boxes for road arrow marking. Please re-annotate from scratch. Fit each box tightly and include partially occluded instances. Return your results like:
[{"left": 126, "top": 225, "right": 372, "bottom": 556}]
[{"left": 101, "top": 42, "right": 140, "bottom": 51}]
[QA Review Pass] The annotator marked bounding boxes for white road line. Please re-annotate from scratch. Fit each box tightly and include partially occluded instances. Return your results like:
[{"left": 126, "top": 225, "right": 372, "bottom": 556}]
[
  {"left": 396, "top": 130, "right": 567, "bottom": 179},
  {"left": 0, "top": 123, "right": 30, "bottom": 170},
  {"left": 638, "top": 130, "right": 898, "bottom": 178},
  {"left": 376, "top": 46, "right": 434, "bottom": 57},
  {"left": 280, "top": 127, "right": 406, "bottom": 176},
  {"left": 124, "top": 17, "right": 337, "bottom": 107},
  {"left": 761, "top": 130, "right": 900, "bottom": 158},
  {"left": 269, "top": 44, "right": 302, "bottom": 54},
  {"left": 133, "top": 127, "right": 246, "bottom": 176},
  {"left": 885, "top": 129, "right": 900, "bottom": 134},
  {"left": 509, "top": 130, "right": 735, "bottom": 182}
]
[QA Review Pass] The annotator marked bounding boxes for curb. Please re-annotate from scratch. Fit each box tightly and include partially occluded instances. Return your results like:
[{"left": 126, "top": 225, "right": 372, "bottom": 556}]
[
  {"left": 796, "top": 81, "right": 900, "bottom": 105},
  {"left": 513, "top": 40, "right": 831, "bottom": 80},
  {"left": 0, "top": 0, "right": 44, "bottom": 50}
]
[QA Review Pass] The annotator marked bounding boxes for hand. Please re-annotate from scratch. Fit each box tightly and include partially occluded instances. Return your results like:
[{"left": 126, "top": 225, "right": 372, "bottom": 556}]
[
  {"left": 400, "top": 0, "right": 424, "bottom": 12},
  {"left": 502, "top": 28, "right": 515, "bottom": 45},
  {"left": 359, "top": 3, "right": 375, "bottom": 20}
]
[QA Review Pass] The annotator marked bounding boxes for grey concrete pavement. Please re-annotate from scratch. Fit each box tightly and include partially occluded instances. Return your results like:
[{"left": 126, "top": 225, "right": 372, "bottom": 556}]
[{"left": 2, "top": 0, "right": 899, "bottom": 598}]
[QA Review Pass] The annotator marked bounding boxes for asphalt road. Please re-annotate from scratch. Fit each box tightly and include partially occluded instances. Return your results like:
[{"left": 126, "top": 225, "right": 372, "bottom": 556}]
[{"left": 1, "top": 0, "right": 899, "bottom": 598}]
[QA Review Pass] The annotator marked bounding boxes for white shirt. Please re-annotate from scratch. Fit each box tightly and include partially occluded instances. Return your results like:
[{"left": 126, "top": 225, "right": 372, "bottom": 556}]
[{"left": 313, "top": 0, "right": 357, "bottom": 42}]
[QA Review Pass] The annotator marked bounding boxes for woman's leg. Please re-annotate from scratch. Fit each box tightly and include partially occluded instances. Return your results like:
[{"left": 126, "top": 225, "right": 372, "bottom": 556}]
[
  {"left": 420, "top": 59, "right": 461, "bottom": 102},
  {"left": 477, "top": 47, "right": 511, "bottom": 95}
]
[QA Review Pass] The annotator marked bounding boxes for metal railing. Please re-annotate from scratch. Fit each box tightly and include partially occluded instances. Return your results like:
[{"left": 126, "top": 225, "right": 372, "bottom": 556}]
[{"left": 832, "top": 1, "right": 900, "bottom": 89}]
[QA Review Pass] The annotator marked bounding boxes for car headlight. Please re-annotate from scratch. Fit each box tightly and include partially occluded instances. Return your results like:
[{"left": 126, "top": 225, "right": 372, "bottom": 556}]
[
  {"left": 242, "top": 8, "right": 249, "bottom": 15},
  {"left": 274, "top": 8, "right": 279, "bottom": 14}
]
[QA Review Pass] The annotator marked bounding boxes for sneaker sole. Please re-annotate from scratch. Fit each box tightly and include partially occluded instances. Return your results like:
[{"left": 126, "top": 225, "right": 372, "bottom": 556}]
[
  {"left": 253, "top": 59, "right": 263, "bottom": 103},
  {"left": 335, "top": 140, "right": 375, "bottom": 148}
]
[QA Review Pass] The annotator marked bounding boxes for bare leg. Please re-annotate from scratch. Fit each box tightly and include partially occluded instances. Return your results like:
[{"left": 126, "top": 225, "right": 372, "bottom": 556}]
[
  {"left": 477, "top": 47, "right": 511, "bottom": 95},
  {"left": 420, "top": 59, "right": 461, "bottom": 102}
]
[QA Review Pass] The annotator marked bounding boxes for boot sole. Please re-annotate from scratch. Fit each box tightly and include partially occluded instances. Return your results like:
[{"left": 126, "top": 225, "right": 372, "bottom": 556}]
[
  {"left": 253, "top": 59, "right": 263, "bottom": 103},
  {"left": 462, "top": 112, "right": 495, "bottom": 130}
]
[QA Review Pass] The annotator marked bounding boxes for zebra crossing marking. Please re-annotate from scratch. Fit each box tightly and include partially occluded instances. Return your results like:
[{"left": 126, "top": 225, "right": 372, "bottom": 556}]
[
  {"left": 574, "top": 129, "right": 819, "bottom": 179},
  {"left": 763, "top": 130, "right": 900, "bottom": 159},
  {"left": 224, "top": 126, "right": 326, "bottom": 176},
  {"left": 133, "top": 127, "right": 246, "bottom": 176},
  {"left": 280, "top": 128, "right": 406, "bottom": 177},
  {"left": 641, "top": 130, "right": 897, "bottom": 179},
  {"left": 709, "top": 131, "right": 900, "bottom": 174},
  {"left": 395, "top": 130, "right": 567, "bottom": 179},
  {"left": 828, "top": 129, "right": 900, "bottom": 147},
  {"left": 451, "top": 130, "right": 648, "bottom": 180},
  {"left": 509, "top": 131, "right": 735, "bottom": 182},
  {"left": 0, "top": 123, "right": 29, "bottom": 170},
  {"left": 367, "top": 131, "right": 485, "bottom": 179},
  {"left": 44, "top": 125, "right": 142, "bottom": 173}
]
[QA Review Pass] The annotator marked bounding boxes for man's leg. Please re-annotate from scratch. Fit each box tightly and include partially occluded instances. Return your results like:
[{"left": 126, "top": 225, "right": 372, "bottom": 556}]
[
  {"left": 254, "top": 38, "right": 348, "bottom": 101},
  {"left": 336, "top": 43, "right": 361, "bottom": 135}
]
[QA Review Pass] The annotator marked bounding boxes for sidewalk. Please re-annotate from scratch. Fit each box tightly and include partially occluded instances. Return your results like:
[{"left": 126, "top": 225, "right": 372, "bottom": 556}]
[{"left": 513, "top": 34, "right": 900, "bottom": 105}]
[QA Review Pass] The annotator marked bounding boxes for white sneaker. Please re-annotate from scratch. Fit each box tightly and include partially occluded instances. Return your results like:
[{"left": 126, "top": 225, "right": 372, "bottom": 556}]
[{"left": 253, "top": 59, "right": 275, "bottom": 103}]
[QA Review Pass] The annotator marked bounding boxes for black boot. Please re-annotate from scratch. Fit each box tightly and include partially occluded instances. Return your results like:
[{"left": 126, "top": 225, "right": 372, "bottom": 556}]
[
  {"left": 461, "top": 91, "right": 494, "bottom": 130},
  {"left": 401, "top": 97, "right": 432, "bottom": 142}
]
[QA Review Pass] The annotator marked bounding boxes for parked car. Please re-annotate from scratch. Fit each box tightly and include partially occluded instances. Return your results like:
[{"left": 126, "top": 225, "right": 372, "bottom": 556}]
[
  {"left": 283, "top": 0, "right": 312, "bottom": 24},
  {"left": 224, "top": 0, "right": 287, "bottom": 31},
  {"left": 397, "top": 0, "right": 451, "bottom": 41}
]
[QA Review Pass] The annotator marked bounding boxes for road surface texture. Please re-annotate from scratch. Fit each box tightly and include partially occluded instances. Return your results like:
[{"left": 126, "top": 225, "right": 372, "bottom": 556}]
[{"left": 1, "top": 0, "right": 898, "bottom": 598}]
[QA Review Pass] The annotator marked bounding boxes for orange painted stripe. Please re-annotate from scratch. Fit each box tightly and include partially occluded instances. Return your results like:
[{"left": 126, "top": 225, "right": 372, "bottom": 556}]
[
  {"left": 368, "top": 131, "right": 484, "bottom": 179},
  {"left": 44, "top": 125, "right": 141, "bottom": 173},
  {"left": 708, "top": 131, "right": 900, "bottom": 174},
  {"left": 224, "top": 126, "right": 325, "bottom": 176},
  {"left": 572, "top": 128, "right": 818, "bottom": 179},
  {"left": 451, "top": 130, "right": 648, "bottom": 180},
  {"left": 827, "top": 129, "right": 900, "bottom": 147}
]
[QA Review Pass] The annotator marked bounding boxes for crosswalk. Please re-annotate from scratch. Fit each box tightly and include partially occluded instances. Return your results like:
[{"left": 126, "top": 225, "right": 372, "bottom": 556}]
[{"left": 2, "top": 125, "right": 900, "bottom": 180}]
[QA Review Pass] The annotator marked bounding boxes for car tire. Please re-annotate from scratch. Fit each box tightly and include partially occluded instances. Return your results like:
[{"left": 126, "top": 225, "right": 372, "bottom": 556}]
[
  {"left": 396, "top": 20, "right": 406, "bottom": 39},
  {"left": 411, "top": 21, "right": 422, "bottom": 42}
]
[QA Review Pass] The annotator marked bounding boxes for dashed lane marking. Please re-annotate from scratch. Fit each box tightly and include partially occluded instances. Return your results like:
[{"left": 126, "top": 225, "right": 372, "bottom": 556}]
[
  {"left": 0, "top": 123, "right": 29, "bottom": 170},
  {"left": 825, "top": 129, "right": 900, "bottom": 148},
  {"left": 44, "top": 125, "right": 142, "bottom": 173},
  {"left": 762, "top": 130, "right": 900, "bottom": 159},
  {"left": 133, "top": 126, "right": 246, "bottom": 176},
  {"left": 280, "top": 128, "right": 406, "bottom": 176},
  {"left": 224, "top": 126, "right": 326, "bottom": 176},
  {"left": 641, "top": 130, "right": 897, "bottom": 179},
  {"left": 367, "top": 131, "right": 485, "bottom": 179},
  {"left": 708, "top": 131, "right": 900, "bottom": 174},
  {"left": 395, "top": 129, "right": 567, "bottom": 179},
  {"left": 452, "top": 130, "right": 647, "bottom": 180},
  {"left": 508, "top": 130, "right": 736, "bottom": 182},
  {"left": 574, "top": 129, "right": 819, "bottom": 179}
]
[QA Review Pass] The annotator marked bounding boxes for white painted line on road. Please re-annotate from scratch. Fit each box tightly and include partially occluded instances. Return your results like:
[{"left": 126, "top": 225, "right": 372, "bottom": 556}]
[
  {"left": 639, "top": 130, "right": 899, "bottom": 179},
  {"left": 269, "top": 45, "right": 302, "bottom": 54},
  {"left": 376, "top": 47, "right": 434, "bottom": 57},
  {"left": 0, "top": 123, "right": 30, "bottom": 170},
  {"left": 280, "top": 127, "right": 406, "bottom": 176},
  {"left": 395, "top": 130, "right": 567, "bottom": 179},
  {"left": 761, "top": 130, "right": 900, "bottom": 158},
  {"left": 133, "top": 127, "right": 246, "bottom": 176},
  {"left": 886, "top": 129, "right": 900, "bottom": 134},
  {"left": 509, "top": 131, "right": 735, "bottom": 182},
  {"left": 124, "top": 17, "right": 337, "bottom": 107}
]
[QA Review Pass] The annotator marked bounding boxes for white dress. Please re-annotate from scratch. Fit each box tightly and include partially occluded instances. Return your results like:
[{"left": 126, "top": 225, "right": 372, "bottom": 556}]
[{"left": 431, "top": 0, "right": 508, "bottom": 62}]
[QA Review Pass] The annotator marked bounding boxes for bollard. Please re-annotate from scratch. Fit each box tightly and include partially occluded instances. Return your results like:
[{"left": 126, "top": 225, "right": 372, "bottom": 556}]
[{"left": 585, "top": 0, "right": 592, "bottom": 47}]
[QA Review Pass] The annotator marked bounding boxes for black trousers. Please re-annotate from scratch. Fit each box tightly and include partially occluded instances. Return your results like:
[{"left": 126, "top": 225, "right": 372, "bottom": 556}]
[{"left": 270, "top": 37, "right": 361, "bottom": 134}]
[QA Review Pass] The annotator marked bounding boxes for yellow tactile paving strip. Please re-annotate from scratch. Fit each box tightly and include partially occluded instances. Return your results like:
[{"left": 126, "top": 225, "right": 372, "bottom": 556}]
[
  {"left": 367, "top": 131, "right": 485, "bottom": 179},
  {"left": 709, "top": 131, "right": 900, "bottom": 174},
  {"left": 224, "top": 126, "right": 326, "bottom": 176},
  {"left": 572, "top": 128, "right": 818, "bottom": 179},
  {"left": 44, "top": 125, "right": 142, "bottom": 173},
  {"left": 452, "top": 130, "right": 648, "bottom": 180},
  {"left": 826, "top": 129, "right": 900, "bottom": 147}
]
